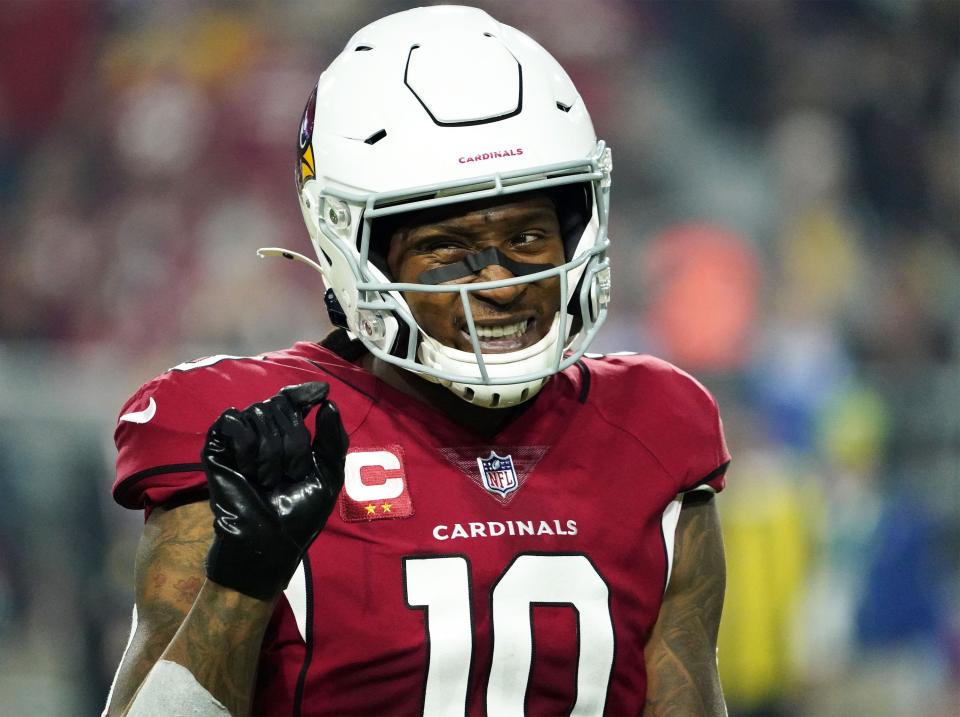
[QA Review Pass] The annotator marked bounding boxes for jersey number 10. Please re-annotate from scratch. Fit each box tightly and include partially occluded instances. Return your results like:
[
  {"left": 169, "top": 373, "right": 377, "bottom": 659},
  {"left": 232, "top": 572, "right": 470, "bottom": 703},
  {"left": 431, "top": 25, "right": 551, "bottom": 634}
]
[{"left": 404, "top": 553, "right": 614, "bottom": 716}]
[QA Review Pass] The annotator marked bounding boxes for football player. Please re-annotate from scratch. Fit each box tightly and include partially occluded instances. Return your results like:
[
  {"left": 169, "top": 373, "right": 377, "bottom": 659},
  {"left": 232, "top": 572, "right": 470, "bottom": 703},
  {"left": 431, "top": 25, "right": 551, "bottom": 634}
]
[{"left": 105, "top": 6, "right": 729, "bottom": 716}]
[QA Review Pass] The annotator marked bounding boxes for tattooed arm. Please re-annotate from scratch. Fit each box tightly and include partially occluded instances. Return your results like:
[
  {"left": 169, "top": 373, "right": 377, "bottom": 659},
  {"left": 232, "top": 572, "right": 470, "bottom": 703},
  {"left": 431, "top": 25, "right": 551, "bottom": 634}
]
[
  {"left": 104, "top": 500, "right": 276, "bottom": 717},
  {"left": 643, "top": 493, "right": 727, "bottom": 717},
  {"left": 106, "top": 384, "right": 343, "bottom": 716}
]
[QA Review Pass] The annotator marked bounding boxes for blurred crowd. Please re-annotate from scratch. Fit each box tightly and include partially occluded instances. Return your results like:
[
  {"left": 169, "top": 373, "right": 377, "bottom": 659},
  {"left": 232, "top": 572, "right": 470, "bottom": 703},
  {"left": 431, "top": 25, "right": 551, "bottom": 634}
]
[{"left": 0, "top": 1, "right": 957, "bottom": 715}]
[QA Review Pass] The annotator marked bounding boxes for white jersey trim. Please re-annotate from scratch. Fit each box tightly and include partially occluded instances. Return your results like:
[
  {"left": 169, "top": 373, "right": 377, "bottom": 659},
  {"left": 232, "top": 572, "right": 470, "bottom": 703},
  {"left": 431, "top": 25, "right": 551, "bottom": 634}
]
[
  {"left": 660, "top": 495, "right": 684, "bottom": 593},
  {"left": 284, "top": 560, "right": 309, "bottom": 643},
  {"left": 101, "top": 604, "right": 139, "bottom": 717}
]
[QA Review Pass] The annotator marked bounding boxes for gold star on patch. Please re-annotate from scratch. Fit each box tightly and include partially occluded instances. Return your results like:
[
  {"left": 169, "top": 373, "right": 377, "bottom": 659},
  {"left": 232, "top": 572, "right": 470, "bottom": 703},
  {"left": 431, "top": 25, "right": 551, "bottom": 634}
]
[
  {"left": 381, "top": 503, "right": 393, "bottom": 513},
  {"left": 364, "top": 504, "right": 376, "bottom": 515}
]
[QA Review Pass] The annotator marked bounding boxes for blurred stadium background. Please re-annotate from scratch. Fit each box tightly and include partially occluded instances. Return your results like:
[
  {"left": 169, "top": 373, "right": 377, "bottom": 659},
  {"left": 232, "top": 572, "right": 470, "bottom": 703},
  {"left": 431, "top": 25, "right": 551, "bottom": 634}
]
[{"left": 0, "top": 0, "right": 957, "bottom": 715}]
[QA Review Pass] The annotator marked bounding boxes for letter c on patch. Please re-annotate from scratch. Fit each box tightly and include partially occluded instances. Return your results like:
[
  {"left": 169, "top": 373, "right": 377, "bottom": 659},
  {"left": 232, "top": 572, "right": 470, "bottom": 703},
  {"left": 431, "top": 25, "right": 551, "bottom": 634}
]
[{"left": 344, "top": 450, "right": 405, "bottom": 502}]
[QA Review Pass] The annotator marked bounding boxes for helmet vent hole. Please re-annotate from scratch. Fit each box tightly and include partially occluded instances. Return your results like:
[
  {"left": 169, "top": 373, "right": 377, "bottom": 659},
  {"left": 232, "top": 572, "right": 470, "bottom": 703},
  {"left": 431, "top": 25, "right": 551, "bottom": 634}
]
[
  {"left": 490, "top": 393, "right": 501, "bottom": 407},
  {"left": 520, "top": 388, "right": 530, "bottom": 402},
  {"left": 463, "top": 387, "right": 475, "bottom": 402},
  {"left": 483, "top": 32, "right": 494, "bottom": 37},
  {"left": 556, "top": 101, "right": 572, "bottom": 113},
  {"left": 364, "top": 129, "right": 387, "bottom": 145},
  {"left": 355, "top": 45, "right": 373, "bottom": 51}
]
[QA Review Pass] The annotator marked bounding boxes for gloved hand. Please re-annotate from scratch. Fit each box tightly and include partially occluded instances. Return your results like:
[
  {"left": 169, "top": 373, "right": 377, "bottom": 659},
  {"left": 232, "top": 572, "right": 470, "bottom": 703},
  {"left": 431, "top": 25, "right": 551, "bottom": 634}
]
[{"left": 202, "top": 381, "right": 348, "bottom": 600}]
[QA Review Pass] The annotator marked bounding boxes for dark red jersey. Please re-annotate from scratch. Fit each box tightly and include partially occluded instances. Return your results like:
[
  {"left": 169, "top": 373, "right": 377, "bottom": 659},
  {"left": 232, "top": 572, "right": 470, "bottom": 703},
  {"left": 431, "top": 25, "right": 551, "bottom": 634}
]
[{"left": 113, "top": 342, "right": 729, "bottom": 716}]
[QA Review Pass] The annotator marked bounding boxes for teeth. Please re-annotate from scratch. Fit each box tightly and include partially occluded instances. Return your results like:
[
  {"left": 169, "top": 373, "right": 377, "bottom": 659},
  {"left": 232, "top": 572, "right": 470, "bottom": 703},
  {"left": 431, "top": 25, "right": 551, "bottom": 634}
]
[{"left": 475, "top": 320, "right": 528, "bottom": 340}]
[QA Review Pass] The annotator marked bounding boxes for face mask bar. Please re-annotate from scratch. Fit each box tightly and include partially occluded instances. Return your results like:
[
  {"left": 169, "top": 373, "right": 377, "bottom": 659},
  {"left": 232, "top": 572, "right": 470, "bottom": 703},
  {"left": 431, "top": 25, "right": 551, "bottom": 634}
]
[
  {"left": 375, "top": 259, "right": 578, "bottom": 384},
  {"left": 259, "top": 244, "right": 610, "bottom": 386},
  {"left": 273, "top": 142, "right": 612, "bottom": 386}
]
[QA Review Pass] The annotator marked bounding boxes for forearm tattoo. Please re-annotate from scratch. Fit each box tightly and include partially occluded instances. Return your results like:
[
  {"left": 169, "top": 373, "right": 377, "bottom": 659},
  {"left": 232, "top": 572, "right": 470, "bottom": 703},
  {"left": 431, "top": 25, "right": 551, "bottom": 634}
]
[
  {"left": 110, "top": 503, "right": 275, "bottom": 717},
  {"left": 106, "top": 503, "right": 212, "bottom": 716},
  {"left": 644, "top": 499, "right": 727, "bottom": 717},
  {"left": 164, "top": 583, "right": 275, "bottom": 717}
]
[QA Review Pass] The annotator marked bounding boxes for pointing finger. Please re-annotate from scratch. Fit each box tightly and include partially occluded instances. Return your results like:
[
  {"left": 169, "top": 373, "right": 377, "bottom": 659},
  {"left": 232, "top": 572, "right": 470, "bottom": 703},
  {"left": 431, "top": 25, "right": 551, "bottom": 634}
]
[
  {"left": 279, "top": 382, "right": 330, "bottom": 416},
  {"left": 263, "top": 394, "right": 312, "bottom": 482},
  {"left": 247, "top": 404, "right": 284, "bottom": 489},
  {"left": 313, "top": 399, "right": 349, "bottom": 469}
]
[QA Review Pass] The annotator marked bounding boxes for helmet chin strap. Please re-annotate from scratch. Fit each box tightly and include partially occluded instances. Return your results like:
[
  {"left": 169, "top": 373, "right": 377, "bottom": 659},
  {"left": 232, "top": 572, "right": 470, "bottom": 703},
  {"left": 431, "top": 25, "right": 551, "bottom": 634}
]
[{"left": 417, "top": 246, "right": 554, "bottom": 284}]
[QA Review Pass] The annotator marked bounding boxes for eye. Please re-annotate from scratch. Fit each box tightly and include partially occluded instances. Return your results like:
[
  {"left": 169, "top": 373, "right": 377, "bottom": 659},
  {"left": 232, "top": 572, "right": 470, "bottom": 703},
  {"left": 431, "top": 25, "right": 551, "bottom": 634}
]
[
  {"left": 429, "top": 239, "right": 464, "bottom": 251},
  {"left": 510, "top": 231, "right": 551, "bottom": 249},
  {"left": 430, "top": 239, "right": 463, "bottom": 250},
  {"left": 420, "top": 238, "right": 470, "bottom": 260}
]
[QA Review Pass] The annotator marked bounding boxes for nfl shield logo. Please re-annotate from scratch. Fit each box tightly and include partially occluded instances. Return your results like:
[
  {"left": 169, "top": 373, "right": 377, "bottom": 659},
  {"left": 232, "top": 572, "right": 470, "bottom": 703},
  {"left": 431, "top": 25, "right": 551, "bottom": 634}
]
[{"left": 477, "top": 452, "right": 519, "bottom": 498}]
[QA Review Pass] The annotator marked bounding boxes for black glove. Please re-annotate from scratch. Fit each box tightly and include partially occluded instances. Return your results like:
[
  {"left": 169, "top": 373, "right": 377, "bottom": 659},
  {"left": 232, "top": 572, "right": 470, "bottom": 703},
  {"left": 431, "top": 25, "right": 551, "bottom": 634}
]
[{"left": 202, "top": 381, "right": 348, "bottom": 600}]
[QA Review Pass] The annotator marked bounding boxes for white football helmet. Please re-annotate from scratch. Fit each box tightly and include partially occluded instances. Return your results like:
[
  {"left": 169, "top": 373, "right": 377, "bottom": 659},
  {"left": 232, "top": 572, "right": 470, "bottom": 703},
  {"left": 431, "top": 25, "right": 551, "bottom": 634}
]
[{"left": 265, "top": 5, "right": 612, "bottom": 408}]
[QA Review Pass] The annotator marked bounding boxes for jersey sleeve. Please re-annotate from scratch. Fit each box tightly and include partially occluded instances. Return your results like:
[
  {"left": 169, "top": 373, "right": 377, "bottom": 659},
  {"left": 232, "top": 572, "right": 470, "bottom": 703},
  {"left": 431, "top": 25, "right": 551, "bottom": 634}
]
[
  {"left": 656, "top": 361, "right": 729, "bottom": 495},
  {"left": 674, "top": 372, "right": 729, "bottom": 495},
  {"left": 586, "top": 354, "right": 730, "bottom": 496},
  {"left": 113, "top": 372, "right": 215, "bottom": 515},
  {"left": 111, "top": 346, "right": 376, "bottom": 518}
]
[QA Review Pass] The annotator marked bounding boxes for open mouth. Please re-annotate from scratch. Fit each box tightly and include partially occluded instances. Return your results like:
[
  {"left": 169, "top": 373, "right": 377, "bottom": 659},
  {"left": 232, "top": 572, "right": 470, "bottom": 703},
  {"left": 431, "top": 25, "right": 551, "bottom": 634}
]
[{"left": 461, "top": 318, "right": 537, "bottom": 352}]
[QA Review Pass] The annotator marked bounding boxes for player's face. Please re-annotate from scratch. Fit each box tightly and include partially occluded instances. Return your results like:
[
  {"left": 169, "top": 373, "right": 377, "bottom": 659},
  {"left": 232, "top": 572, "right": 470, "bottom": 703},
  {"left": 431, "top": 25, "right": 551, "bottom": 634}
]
[{"left": 387, "top": 195, "right": 565, "bottom": 353}]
